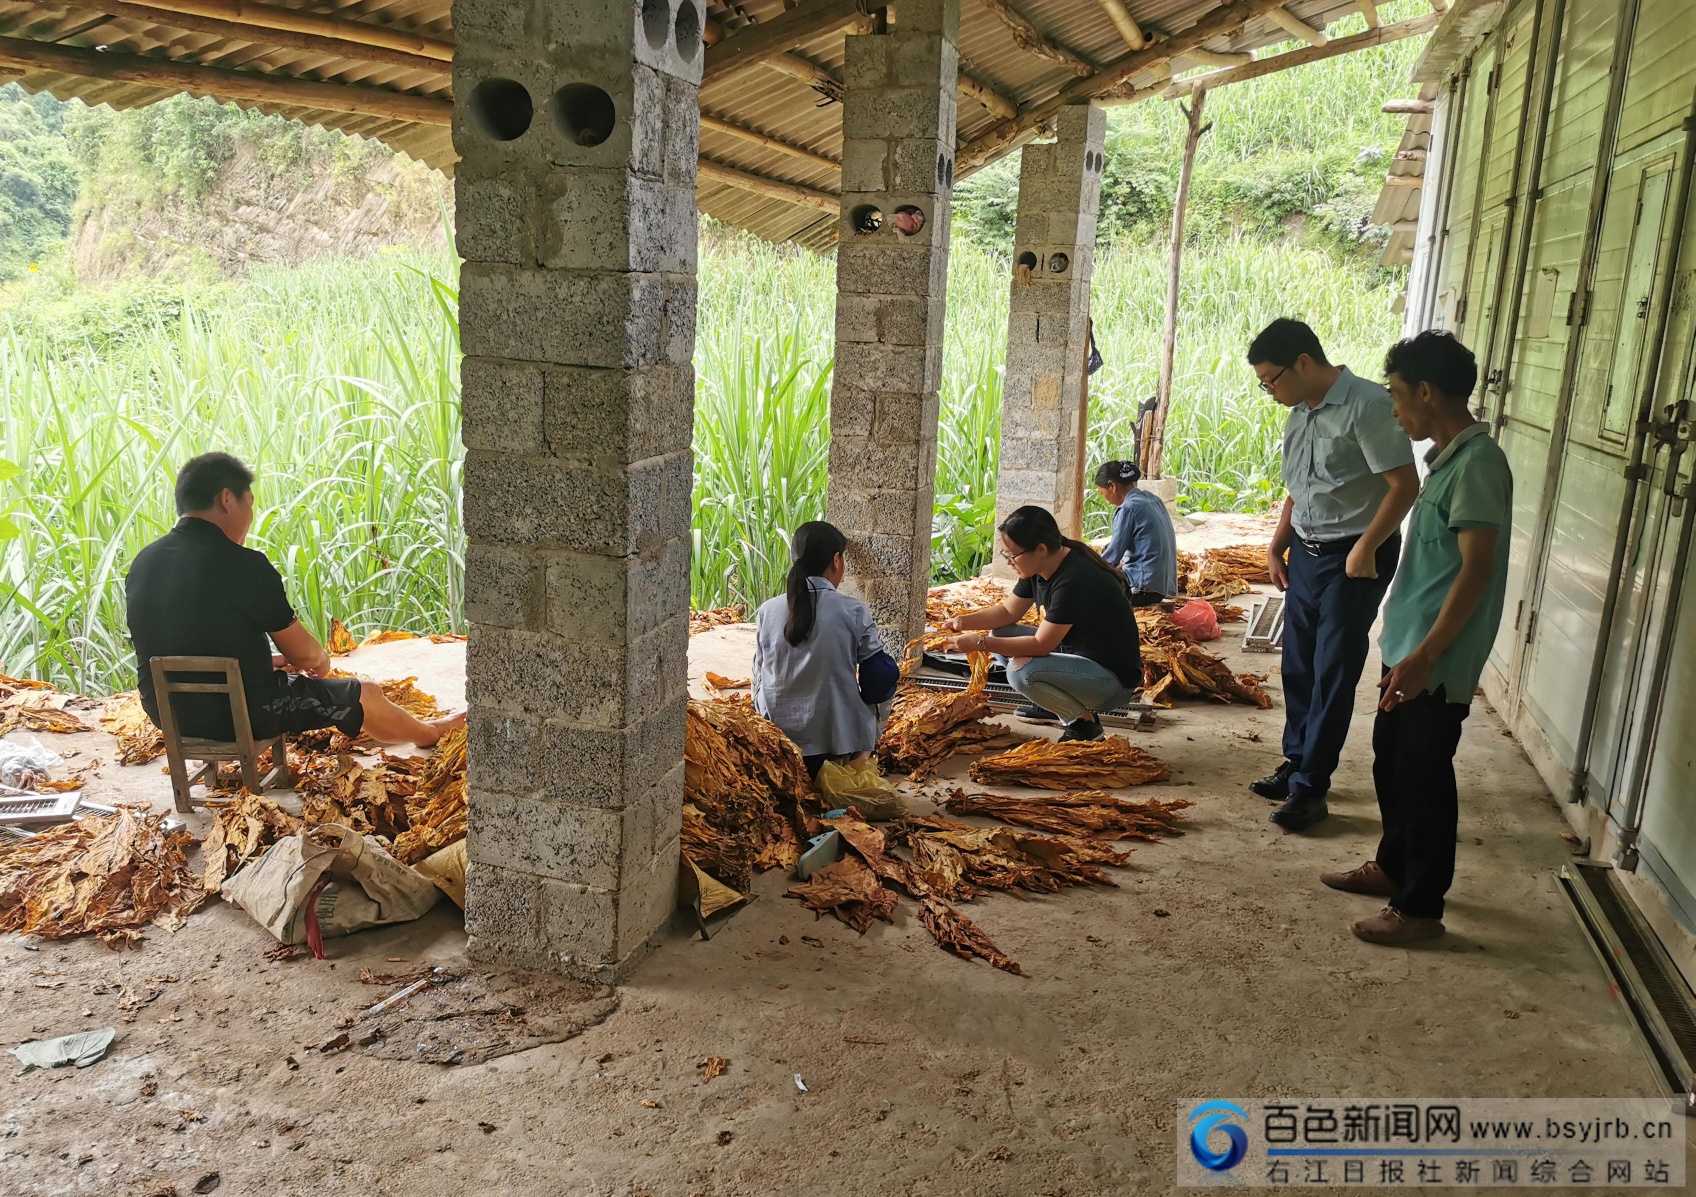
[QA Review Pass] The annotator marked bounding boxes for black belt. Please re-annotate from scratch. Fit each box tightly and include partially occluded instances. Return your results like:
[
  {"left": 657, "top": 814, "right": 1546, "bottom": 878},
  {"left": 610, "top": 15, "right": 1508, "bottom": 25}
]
[{"left": 1298, "top": 531, "right": 1400, "bottom": 557}]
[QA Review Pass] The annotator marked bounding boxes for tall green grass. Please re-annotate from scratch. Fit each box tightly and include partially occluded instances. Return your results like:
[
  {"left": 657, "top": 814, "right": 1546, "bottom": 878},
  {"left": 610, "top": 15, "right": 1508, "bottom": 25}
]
[{"left": 0, "top": 230, "right": 1403, "bottom": 694}]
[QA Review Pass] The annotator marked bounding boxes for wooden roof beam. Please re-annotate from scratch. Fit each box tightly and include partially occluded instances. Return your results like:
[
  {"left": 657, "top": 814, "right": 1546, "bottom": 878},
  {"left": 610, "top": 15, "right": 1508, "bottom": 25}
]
[
  {"left": 702, "top": 0, "right": 867, "bottom": 83},
  {"left": 1383, "top": 96, "right": 1436, "bottom": 114},
  {"left": 106, "top": 0, "right": 452, "bottom": 61},
  {"left": 957, "top": 0, "right": 1293, "bottom": 172},
  {"left": 57, "top": 0, "right": 449, "bottom": 75},
  {"left": 1162, "top": 14, "right": 1441, "bottom": 99},
  {"left": 700, "top": 113, "right": 840, "bottom": 172},
  {"left": 1095, "top": 0, "right": 1148, "bottom": 51},
  {"left": 1264, "top": 6, "right": 1329, "bottom": 47},
  {"left": 0, "top": 33, "right": 450, "bottom": 123},
  {"left": 697, "top": 158, "right": 840, "bottom": 213},
  {"left": 957, "top": 69, "right": 1016, "bottom": 120},
  {"left": 761, "top": 51, "right": 845, "bottom": 104},
  {"left": 977, "top": 0, "right": 1095, "bottom": 77},
  {"left": 1177, "top": 47, "right": 1253, "bottom": 69}
]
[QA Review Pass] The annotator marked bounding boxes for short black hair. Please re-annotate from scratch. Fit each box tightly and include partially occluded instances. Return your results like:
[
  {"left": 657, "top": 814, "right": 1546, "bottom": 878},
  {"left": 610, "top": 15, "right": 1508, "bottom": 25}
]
[
  {"left": 174, "top": 452, "right": 254, "bottom": 515},
  {"left": 1384, "top": 330, "right": 1478, "bottom": 402},
  {"left": 1247, "top": 318, "right": 1330, "bottom": 368}
]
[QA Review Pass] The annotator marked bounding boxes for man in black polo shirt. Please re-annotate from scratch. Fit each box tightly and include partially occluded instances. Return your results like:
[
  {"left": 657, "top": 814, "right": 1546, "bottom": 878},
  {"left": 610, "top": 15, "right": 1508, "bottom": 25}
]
[{"left": 126, "top": 453, "right": 464, "bottom": 747}]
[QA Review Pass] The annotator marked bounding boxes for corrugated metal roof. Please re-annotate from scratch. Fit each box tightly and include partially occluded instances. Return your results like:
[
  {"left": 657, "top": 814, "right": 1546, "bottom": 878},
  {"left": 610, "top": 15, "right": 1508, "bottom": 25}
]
[
  {"left": 1, "top": 0, "right": 1430, "bottom": 247},
  {"left": 1373, "top": 81, "right": 1439, "bottom": 268}
]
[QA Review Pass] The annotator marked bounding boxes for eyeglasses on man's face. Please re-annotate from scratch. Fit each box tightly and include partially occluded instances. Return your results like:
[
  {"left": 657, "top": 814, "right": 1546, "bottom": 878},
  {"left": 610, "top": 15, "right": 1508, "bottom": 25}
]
[{"left": 1257, "top": 366, "right": 1289, "bottom": 395}]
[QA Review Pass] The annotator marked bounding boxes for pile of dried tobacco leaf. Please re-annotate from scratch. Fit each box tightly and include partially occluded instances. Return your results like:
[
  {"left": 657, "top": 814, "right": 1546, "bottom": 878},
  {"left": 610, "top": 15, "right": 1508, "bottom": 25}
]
[
  {"left": 683, "top": 698, "right": 819, "bottom": 894},
  {"left": 0, "top": 807, "right": 207, "bottom": 946},
  {"left": 689, "top": 606, "right": 745, "bottom": 635},
  {"left": 99, "top": 692, "right": 165, "bottom": 764},
  {"left": 878, "top": 649, "right": 1023, "bottom": 780},
  {"left": 0, "top": 675, "right": 91, "bottom": 736},
  {"left": 968, "top": 737, "right": 1171, "bottom": 790},
  {"left": 944, "top": 790, "right": 1191, "bottom": 841}
]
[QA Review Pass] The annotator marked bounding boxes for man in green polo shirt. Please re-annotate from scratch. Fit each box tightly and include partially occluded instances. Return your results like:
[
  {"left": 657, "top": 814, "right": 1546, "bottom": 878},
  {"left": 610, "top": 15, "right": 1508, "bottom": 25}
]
[{"left": 1319, "top": 331, "right": 1513, "bottom": 945}]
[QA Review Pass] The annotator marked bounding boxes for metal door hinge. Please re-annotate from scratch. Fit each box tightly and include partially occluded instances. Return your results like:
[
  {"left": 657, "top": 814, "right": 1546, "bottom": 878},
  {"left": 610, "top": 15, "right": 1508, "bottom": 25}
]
[
  {"left": 1455, "top": 297, "right": 1469, "bottom": 324},
  {"left": 1567, "top": 287, "right": 1591, "bottom": 326},
  {"left": 1524, "top": 609, "right": 1539, "bottom": 645},
  {"left": 1513, "top": 598, "right": 1525, "bottom": 630}
]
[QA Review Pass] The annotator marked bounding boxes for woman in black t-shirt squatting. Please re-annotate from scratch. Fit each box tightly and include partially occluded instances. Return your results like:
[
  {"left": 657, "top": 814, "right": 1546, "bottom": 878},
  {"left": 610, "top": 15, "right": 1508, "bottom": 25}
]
[{"left": 942, "top": 506, "right": 1143, "bottom": 743}]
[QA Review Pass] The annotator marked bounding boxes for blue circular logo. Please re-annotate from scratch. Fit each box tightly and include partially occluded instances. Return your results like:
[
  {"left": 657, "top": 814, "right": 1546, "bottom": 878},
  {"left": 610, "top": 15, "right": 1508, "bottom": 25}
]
[{"left": 1188, "top": 1101, "right": 1250, "bottom": 1172}]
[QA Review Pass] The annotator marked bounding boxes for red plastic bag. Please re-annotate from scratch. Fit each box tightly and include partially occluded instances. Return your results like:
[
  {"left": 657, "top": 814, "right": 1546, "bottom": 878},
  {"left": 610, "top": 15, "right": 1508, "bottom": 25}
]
[{"left": 1171, "top": 599, "right": 1221, "bottom": 642}]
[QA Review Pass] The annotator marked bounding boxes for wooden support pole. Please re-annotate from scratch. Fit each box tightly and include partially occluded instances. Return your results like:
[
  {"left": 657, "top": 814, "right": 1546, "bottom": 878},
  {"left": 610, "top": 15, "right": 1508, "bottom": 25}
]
[
  {"left": 976, "top": 0, "right": 1095, "bottom": 76},
  {"left": 1071, "top": 318, "right": 1095, "bottom": 540},
  {"left": 958, "top": 69, "right": 1017, "bottom": 119},
  {"left": 1429, "top": 0, "right": 1449, "bottom": 11},
  {"left": 1177, "top": 48, "right": 1254, "bottom": 69},
  {"left": 700, "top": 114, "right": 840, "bottom": 172},
  {"left": 1358, "top": 0, "right": 1383, "bottom": 30},
  {"left": 0, "top": 34, "right": 450, "bottom": 123},
  {"left": 75, "top": 0, "right": 450, "bottom": 75},
  {"left": 113, "top": 0, "right": 452, "bottom": 61},
  {"left": 1142, "top": 90, "right": 1209, "bottom": 479},
  {"left": 1095, "top": 0, "right": 1148, "bottom": 51},
  {"left": 702, "top": 0, "right": 867, "bottom": 82},
  {"left": 956, "top": 0, "right": 1291, "bottom": 172},
  {"left": 762, "top": 51, "right": 845, "bottom": 103},
  {"left": 1265, "top": 6, "right": 1329, "bottom": 46},
  {"left": 1163, "top": 15, "right": 1442, "bottom": 98},
  {"left": 696, "top": 158, "right": 840, "bottom": 212}
]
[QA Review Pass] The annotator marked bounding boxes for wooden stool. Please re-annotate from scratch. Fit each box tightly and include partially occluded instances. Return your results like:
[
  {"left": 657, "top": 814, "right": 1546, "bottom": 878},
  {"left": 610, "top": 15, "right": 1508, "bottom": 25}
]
[{"left": 149, "top": 656, "right": 291, "bottom": 813}]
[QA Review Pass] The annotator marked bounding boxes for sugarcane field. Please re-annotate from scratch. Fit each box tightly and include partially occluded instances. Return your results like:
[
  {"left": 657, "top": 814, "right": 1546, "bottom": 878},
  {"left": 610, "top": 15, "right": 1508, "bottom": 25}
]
[{"left": 4, "top": 0, "right": 1696, "bottom": 1194}]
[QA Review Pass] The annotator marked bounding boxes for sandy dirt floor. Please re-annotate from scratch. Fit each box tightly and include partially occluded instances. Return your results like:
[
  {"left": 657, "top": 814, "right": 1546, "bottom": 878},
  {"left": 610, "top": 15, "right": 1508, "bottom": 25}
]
[{"left": 3, "top": 533, "right": 1687, "bottom": 1196}]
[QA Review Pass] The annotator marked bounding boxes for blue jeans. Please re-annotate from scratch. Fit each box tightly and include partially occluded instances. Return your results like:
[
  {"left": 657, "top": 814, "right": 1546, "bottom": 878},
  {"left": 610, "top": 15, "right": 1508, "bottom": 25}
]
[
  {"left": 1280, "top": 534, "right": 1400, "bottom": 797},
  {"left": 994, "top": 626, "right": 1136, "bottom": 723}
]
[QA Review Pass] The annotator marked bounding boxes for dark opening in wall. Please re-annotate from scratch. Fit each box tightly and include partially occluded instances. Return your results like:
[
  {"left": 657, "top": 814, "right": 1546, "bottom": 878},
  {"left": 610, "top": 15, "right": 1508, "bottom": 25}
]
[
  {"left": 893, "top": 205, "right": 925, "bottom": 236},
  {"left": 469, "top": 78, "right": 534, "bottom": 142},
  {"left": 642, "top": 0, "right": 671, "bottom": 50},
  {"left": 851, "top": 205, "right": 884, "bottom": 234},
  {"left": 551, "top": 84, "right": 617, "bottom": 147},
  {"left": 1049, "top": 251, "right": 1070, "bottom": 273},
  {"left": 675, "top": 2, "right": 702, "bottom": 60},
  {"left": 1016, "top": 250, "right": 1038, "bottom": 272}
]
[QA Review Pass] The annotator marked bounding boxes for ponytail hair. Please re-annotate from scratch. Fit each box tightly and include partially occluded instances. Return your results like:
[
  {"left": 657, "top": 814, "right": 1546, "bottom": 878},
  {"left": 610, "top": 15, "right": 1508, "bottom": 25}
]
[
  {"left": 784, "top": 520, "right": 848, "bottom": 646},
  {"left": 1093, "top": 458, "right": 1141, "bottom": 488},
  {"left": 997, "top": 504, "right": 1134, "bottom": 598}
]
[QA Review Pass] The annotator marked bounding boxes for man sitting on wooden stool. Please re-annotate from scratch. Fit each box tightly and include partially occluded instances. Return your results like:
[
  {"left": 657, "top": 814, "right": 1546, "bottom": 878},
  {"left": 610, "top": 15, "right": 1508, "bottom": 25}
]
[{"left": 125, "top": 452, "right": 464, "bottom": 748}]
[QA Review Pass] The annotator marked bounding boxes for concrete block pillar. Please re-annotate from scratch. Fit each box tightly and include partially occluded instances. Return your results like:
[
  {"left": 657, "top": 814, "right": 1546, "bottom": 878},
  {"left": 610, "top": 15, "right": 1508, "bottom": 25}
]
[
  {"left": 825, "top": 0, "right": 960, "bottom": 648},
  {"left": 993, "top": 103, "right": 1106, "bottom": 547},
  {"left": 451, "top": 0, "right": 700, "bottom": 980}
]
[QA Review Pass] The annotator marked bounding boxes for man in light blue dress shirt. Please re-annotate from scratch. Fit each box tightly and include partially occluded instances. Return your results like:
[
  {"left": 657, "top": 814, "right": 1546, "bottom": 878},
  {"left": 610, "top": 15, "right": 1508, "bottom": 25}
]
[{"left": 1247, "top": 319, "right": 1419, "bottom": 832}]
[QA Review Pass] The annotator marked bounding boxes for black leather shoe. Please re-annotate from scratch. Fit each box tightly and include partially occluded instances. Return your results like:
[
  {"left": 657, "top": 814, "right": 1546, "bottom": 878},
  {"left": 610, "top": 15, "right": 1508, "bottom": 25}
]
[
  {"left": 1270, "top": 793, "right": 1329, "bottom": 832},
  {"left": 1058, "top": 717, "right": 1104, "bottom": 743},
  {"left": 1015, "top": 702, "right": 1059, "bottom": 725},
  {"left": 1249, "top": 758, "right": 1299, "bottom": 801}
]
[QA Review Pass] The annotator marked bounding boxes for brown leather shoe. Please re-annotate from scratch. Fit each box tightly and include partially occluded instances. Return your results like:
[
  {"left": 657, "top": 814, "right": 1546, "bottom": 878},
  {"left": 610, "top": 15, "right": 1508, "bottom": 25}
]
[
  {"left": 1320, "top": 860, "right": 1395, "bottom": 898},
  {"left": 1351, "top": 905, "right": 1445, "bottom": 945}
]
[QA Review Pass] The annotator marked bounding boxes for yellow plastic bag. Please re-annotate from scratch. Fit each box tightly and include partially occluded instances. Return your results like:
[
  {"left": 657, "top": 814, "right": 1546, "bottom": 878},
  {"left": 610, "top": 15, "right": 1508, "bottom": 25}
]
[{"left": 815, "top": 757, "right": 908, "bottom": 821}]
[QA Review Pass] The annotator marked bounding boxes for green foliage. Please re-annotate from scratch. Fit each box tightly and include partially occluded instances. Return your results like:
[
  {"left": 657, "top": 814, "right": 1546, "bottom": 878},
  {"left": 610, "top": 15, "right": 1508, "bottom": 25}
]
[
  {"left": 0, "top": 86, "right": 79, "bottom": 280},
  {"left": 953, "top": 0, "right": 1431, "bottom": 255}
]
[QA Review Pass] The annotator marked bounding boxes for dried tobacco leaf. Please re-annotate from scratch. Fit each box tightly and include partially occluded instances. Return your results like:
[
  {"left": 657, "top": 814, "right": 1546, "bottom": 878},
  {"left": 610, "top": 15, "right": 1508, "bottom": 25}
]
[
  {"left": 943, "top": 789, "right": 1190, "bottom": 842},
  {"left": 784, "top": 857, "right": 898, "bottom": 933},
  {"left": 0, "top": 704, "right": 91, "bottom": 735},
  {"left": 696, "top": 1055, "right": 729, "bottom": 1081},
  {"left": 200, "top": 790, "right": 304, "bottom": 893},
  {"left": 924, "top": 580, "right": 1038, "bottom": 629},
  {"left": 703, "top": 672, "right": 750, "bottom": 689},
  {"left": 968, "top": 737, "right": 1171, "bottom": 790},
  {"left": 393, "top": 728, "right": 467, "bottom": 866},
  {"left": 0, "top": 807, "right": 207, "bottom": 943},
  {"left": 99, "top": 693, "right": 164, "bottom": 765},
  {"left": 360, "top": 630, "right": 421, "bottom": 647},
  {"left": 918, "top": 898, "right": 1022, "bottom": 975},
  {"left": 682, "top": 698, "right": 818, "bottom": 896},
  {"left": 1140, "top": 638, "right": 1272, "bottom": 709},
  {"left": 878, "top": 649, "right": 1022, "bottom": 780},
  {"left": 688, "top": 606, "right": 744, "bottom": 635},
  {"left": 326, "top": 619, "right": 358, "bottom": 655}
]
